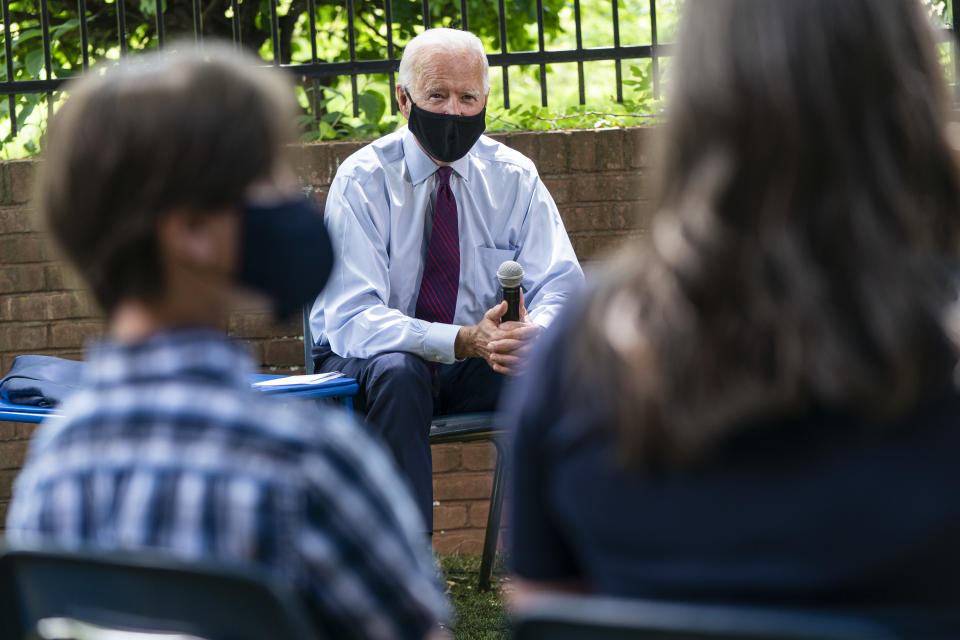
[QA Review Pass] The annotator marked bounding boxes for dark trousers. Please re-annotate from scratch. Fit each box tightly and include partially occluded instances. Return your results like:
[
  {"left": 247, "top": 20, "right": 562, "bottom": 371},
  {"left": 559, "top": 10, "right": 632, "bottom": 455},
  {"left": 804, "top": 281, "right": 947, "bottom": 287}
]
[{"left": 313, "top": 344, "right": 504, "bottom": 531}]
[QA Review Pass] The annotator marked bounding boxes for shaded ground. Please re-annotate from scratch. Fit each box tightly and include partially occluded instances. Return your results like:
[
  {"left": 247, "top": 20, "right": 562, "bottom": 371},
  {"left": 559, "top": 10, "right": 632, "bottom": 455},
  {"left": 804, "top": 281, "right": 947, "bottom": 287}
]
[{"left": 439, "top": 554, "right": 511, "bottom": 640}]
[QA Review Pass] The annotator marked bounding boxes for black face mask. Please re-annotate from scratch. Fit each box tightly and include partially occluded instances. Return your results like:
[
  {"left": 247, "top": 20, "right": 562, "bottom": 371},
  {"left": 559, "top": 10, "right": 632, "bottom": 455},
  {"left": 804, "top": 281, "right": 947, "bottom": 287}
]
[
  {"left": 405, "top": 89, "right": 486, "bottom": 163},
  {"left": 238, "top": 196, "right": 333, "bottom": 320}
]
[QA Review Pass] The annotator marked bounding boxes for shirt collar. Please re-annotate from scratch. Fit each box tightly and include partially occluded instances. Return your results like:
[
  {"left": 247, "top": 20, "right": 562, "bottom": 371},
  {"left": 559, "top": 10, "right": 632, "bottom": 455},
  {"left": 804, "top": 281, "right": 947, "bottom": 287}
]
[
  {"left": 401, "top": 125, "right": 473, "bottom": 186},
  {"left": 85, "top": 329, "right": 254, "bottom": 391}
]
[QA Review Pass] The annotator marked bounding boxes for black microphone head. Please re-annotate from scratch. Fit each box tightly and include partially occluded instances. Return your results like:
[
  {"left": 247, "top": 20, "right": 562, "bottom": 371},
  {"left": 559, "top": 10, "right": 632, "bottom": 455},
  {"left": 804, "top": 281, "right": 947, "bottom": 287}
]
[{"left": 497, "top": 260, "right": 524, "bottom": 289}]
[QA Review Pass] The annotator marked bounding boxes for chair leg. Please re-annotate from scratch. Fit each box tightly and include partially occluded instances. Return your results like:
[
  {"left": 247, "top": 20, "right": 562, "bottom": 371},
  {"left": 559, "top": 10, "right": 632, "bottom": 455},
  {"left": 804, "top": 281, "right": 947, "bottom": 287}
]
[{"left": 478, "top": 439, "right": 506, "bottom": 591}]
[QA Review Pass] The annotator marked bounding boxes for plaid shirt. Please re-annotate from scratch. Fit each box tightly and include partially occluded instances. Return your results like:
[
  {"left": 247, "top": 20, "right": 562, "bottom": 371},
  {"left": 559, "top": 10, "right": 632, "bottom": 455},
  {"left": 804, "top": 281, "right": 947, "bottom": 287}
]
[{"left": 6, "top": 330, "right": 449, "bottom": 640}]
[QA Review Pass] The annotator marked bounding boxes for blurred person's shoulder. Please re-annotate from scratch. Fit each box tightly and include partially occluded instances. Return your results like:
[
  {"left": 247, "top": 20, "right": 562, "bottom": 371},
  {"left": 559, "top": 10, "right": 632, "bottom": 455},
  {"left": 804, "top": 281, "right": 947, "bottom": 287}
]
[
  {"left": 216, "top": 389, "right": 376, "bottom": 464},
  {"left": 18, "top": 354, "right": 369, "bottom": 474},
  {"left": 251, "top": 391, "right": 429, "bottom": 540},
  {"left": 243, "top": 393, "right": 409, "bottom": 489}
]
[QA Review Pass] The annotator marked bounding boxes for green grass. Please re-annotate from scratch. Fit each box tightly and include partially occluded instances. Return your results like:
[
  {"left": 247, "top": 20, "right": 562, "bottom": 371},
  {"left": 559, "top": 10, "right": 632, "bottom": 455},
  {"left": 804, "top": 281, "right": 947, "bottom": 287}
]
[{"left": 438, "top": 554, "right": 510, "bottom": 640}]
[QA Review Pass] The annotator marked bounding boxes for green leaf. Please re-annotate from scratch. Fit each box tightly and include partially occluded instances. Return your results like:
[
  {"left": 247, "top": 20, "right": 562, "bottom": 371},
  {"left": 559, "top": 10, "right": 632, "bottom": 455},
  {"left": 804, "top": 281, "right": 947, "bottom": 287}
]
[
  {"left": 299, "top": 130, "right": 324, "bottom": 142},
  {"left": 357, "top": 90, "right": 386, "bottom": 124},
  {"left": 52, "top": 65, "right": 77, "bottom": 79},
  {"left": 321, "top": 111, "right": 344, "bottom": 124},
  {"left": 317, "top": 86, "right": 344, "bottom": 98},
  {"left": 140, "top": 0, "right": 166, "bottom": 17},
  {"left": 25, "top": 49, "right": 44, "bottom": 78},
  {"left": 12, "top": 29, "right": 44, "bottom": 48},
  {"left": 17, "top": 102, "right": 36, "bottom": 129},
  {"left": 52, "top": 18, "right": 80, "bottom": 41},
  {"left": 319, "top": 121, "right": 336, "bottom": 140}
]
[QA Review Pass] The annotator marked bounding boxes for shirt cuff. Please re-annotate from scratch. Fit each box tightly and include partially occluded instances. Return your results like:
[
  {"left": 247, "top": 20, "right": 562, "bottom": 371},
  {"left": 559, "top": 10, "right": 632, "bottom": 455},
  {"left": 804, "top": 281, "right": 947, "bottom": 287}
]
[
  {"left": 424, "top": 322, "right": 461, "bottom": 364},
  {"left": 528, "top": 308, "right": 555, "bottom": 329}
]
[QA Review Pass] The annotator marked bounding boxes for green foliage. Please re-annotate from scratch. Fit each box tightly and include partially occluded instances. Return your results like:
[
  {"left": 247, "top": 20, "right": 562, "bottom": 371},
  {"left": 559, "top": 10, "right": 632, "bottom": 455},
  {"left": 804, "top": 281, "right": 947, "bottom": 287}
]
[
  {"left": 1, "top": 0, "right": 572, "bottom": 156},
  {"left": 5, "top": 0, "right": 957, "bottom": 158},
  {"left": 296, "top": 84, "right": 402, "bottom": 141},
  {"left": 487, "top": 62, "right": 664, "bottom": 132}
]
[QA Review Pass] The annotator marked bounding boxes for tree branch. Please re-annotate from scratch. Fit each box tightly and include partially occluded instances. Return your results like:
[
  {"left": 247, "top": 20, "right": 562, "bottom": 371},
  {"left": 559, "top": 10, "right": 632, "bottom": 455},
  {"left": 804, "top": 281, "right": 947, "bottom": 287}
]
[{"left": 536, "top": 111, "right": 657, "bottom": 122}]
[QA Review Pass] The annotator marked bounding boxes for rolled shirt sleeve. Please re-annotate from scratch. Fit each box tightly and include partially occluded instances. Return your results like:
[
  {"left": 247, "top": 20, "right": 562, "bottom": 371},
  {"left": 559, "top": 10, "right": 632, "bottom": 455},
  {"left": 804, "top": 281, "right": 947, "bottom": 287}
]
[{"left": 319, "top": 174, "right": 462, "bottom": 364}]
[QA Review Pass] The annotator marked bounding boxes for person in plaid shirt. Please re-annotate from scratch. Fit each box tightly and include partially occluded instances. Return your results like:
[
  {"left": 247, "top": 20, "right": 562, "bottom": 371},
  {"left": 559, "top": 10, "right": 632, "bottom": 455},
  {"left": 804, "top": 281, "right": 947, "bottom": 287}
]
[{"left": 5, "top": 44, "right": 450, "bottom": 640}]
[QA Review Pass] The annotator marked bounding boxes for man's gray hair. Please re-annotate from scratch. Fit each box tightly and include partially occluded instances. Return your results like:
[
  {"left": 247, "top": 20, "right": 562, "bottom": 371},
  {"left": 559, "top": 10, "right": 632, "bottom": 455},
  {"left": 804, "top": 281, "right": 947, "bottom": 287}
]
[{"left": 398, "top": 28, "right": 490, "bottom": 93}]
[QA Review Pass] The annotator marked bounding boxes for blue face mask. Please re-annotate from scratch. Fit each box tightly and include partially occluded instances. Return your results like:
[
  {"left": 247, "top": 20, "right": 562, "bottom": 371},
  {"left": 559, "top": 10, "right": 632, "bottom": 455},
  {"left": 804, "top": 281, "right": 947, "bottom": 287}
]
[{"left": 237, "top": 196, "right": 333, "bottom": 320}]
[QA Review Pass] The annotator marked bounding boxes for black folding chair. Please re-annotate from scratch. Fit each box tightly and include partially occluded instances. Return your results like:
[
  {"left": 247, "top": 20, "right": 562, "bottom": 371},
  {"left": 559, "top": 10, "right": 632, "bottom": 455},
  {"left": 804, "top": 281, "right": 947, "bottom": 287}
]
[
  {"left": 0, "top": 547, "right": 322, "bottom": 640},
  {"left": 302, "top": 307, "right": 506, "bottom": 590},
  {"left": 512, "top": 594, "right": 901, "bottom": 640}
]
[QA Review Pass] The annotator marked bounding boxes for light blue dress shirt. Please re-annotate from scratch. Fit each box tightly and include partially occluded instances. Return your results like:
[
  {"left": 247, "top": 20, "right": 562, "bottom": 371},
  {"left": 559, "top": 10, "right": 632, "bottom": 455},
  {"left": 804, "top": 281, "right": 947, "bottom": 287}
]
[{"left": 311, "top": 126, "right": 584, "bottom": 364}]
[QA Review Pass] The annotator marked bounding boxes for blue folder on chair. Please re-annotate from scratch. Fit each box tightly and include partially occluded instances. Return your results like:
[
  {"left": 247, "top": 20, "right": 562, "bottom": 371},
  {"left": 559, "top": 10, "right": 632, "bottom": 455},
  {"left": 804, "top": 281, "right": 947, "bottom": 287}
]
[
  {"left": 0, "top": 356, "right": 358, "bottom": 423},
  {"left": 0, "top": 356, "right": 86, "bottom": 408}
]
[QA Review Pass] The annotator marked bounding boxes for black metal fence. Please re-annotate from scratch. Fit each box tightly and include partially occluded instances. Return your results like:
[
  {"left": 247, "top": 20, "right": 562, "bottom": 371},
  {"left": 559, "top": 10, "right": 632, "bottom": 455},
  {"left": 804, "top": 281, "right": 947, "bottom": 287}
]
[
  {"left": 2, "top": 0, "right": 960, "bottom": 141},
  {"left": 4, "top": 0, "right": 673, "bottom": 140}
]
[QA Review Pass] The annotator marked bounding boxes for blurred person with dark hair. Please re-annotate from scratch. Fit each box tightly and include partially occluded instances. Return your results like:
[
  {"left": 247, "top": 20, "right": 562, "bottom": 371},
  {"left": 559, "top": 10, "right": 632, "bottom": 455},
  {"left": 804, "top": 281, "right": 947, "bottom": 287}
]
[
  {"left": 504, "top": 0, "right": 960, "bottom": 634},
  {"left": 5, "top": 45, "right": 450, "bottom": 640}
]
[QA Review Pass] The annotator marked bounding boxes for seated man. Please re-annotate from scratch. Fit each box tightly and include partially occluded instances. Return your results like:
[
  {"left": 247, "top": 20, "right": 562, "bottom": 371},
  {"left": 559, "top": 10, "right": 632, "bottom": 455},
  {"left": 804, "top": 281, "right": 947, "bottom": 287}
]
[
  {"left": 311, "top": 27, "right": 584, "bottom": 529},
  {"left": 5, "top": 46, "right": 449, "bottom": 640}
]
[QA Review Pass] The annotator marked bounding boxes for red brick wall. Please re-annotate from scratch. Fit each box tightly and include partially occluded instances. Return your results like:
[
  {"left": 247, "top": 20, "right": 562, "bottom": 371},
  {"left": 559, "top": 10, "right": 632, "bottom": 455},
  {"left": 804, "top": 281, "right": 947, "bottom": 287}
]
[{"left": 0, "top": 127, "right": 656, "bottom": 553}]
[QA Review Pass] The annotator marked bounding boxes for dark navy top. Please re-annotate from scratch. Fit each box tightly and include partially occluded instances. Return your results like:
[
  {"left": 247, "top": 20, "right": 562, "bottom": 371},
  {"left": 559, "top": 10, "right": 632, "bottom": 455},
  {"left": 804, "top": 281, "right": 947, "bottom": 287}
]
[{"left": 504, "top": 305, "right": 960, "bottom": 637}]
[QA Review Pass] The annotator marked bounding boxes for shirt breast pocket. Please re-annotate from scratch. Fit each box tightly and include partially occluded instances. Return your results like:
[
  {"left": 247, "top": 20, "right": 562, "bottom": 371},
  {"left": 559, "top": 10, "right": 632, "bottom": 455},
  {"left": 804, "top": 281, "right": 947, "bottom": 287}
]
[{"left": 474, "top": 246, "right": 519, "bottom": 307}]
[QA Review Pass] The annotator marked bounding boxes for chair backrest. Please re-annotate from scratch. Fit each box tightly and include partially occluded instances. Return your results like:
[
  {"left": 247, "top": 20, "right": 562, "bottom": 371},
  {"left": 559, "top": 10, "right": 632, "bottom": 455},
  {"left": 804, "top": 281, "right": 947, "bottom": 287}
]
[
  {"left": 0, "top": 547, "right": 322, "bottom": 640},
  {"left": 512, "top": 594, "right": 900, "bottom": 640}
]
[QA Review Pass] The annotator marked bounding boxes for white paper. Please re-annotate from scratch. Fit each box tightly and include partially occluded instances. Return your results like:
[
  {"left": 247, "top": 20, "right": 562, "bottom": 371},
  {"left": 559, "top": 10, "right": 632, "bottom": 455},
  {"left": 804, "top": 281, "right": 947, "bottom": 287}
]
[{"left": 253, "top": 372, "right": 344, "bottom": 387}]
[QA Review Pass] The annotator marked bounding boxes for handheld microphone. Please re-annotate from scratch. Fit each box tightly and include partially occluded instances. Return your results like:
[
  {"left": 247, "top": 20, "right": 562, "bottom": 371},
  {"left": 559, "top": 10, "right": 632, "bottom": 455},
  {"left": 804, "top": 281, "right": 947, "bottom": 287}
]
[{"left": 497, "top": 261, "right": 524, "bottom": 322}]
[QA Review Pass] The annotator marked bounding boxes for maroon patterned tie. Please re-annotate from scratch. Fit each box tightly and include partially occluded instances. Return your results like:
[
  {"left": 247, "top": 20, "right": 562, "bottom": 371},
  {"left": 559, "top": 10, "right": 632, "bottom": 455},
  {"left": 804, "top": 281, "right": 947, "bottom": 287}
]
[{"left": 415, "top": 166, "right": 459, "bottom": 324}]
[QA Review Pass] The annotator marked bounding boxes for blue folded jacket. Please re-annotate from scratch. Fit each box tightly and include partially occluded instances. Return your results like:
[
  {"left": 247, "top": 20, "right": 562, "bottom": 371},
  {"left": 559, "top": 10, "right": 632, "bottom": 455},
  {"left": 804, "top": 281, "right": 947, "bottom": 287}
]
[{"left": 0, "top": 355, "right": 87, "bottom": 408}]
